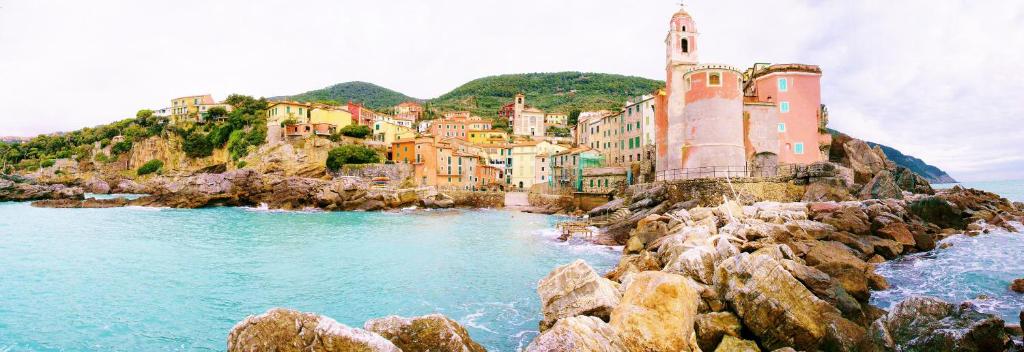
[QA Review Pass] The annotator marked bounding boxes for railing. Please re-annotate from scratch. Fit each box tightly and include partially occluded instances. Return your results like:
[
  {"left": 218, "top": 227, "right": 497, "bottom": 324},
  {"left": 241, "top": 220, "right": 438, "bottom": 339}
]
[{"left": 654, "top": 164, "right": 799, "bottom": 181}]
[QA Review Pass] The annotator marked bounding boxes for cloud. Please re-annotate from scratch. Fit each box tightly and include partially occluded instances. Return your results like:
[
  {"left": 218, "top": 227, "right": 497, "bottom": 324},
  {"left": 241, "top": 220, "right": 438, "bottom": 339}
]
[{"left": 0, "top": 0, "right": 1020, "bottom": 181}]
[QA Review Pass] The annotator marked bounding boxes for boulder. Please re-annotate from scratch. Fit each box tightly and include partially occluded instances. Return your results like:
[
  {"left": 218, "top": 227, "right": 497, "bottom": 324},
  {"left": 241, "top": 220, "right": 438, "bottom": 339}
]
[
  {"left": 625, "top": 216, "right": 668, "bottom": 254},
  {"left": 695, "top": 312, "right": 743, "bottom": 352},
  {"left": 525, "top": 315, "right": 625, "bottom": 352},
  {"left": 714, "top": 253, "right": 841, "bottom": 350},
  {"left": 537, "top": 260, "right": 621, "bottom": 331},
  {"left": 803, "top": 177, "right": 853, "bottom": 202},
  {"left": 865, "top": 236, "right": 903, "bottom": 259},
  {"left": 1011, "top": 279, "right": 1024, "bottom": 293},
  {"left": 610, "top": 271, "right": 700, "bottom": 352},
  {"left": 858, "top": 170, "right": 903, "bottom": 200},
  {"left": 814, "top": 205, "right": 871, "bottom": 236},
  {"left": 909, "top": 196, "right": 966, "bottom": 230},
  {"left": 713, "top": 335, "right": 760, "bottom": 352},
  {"left": 804, "top": 241, "right": 872, "bottom": 302},
  {"left": 0, "top": 178, "right": 84, "bottom": 201},
  {"left": 893, "top": 166, "right": 935, "bottom": 195},
  {"left": 363, "top": 314, "right": 485, "bottom": 352},
  {"left": 605, "top": 251, "right": 661, "bottom": 282},
  {"left": 869, "top": 296, "right": 1008, "bottom": 351},
  {"left": 875, "top": 222, "right": 916, "bottom": 247},
  {"left": 82, "top": 177, "right": 111, "bottom": 194},
  {"left": 837, "top": 137, "right": 886, "bottom": 184},
  {"left": 826, "top": 231, "right": 875, "bottom": 257},
  {"left": 781, "top": 259, "right": 866, "bottom": 324},
  {"left": 227, "top": 308, "right": 400, "bottom": 352}
]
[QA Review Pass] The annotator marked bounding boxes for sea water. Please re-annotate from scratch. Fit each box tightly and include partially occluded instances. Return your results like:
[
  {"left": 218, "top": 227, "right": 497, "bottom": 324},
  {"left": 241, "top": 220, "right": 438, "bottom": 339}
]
[
  {"left": 872, "top": 179, "right": 1024, "bottom": 324},
  {"left": 0, "top": 203, "right": 620, "bottom": 351},
  {"left": 872, "top": 224, "right": 1024, "bottom": 324}
]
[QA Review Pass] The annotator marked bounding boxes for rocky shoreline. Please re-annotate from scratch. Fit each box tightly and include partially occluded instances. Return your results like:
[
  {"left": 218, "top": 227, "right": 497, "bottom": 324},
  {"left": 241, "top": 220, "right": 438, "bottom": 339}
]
[{"left": 215, "top": 185, "right": 1024, "bottom": 352}]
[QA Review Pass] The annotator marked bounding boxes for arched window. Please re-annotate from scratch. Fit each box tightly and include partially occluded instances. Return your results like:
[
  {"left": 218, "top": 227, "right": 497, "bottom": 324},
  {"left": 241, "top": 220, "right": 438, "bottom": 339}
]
[
  {"left": 681, "top": 38, "right": 689, "bottom": 53},
  {"left": 682, "top": 26, "right": 686, "bottom": 32},
  {"left": 708, "top": 72, "right": 721, "bottom": 86}
]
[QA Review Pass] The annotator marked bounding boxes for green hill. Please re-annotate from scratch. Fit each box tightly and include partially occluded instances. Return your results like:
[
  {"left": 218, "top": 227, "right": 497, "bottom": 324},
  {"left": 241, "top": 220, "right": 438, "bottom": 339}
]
[
  {"left": 276, "top": 72, "right": 665, "bottom": 118},
  {"left": 275, "top": 81, "right": 421, "bottom": 111},
  {"left": 866, "top": 141, "right": 957, "bottom": 183},
  {"left": 428, "top": 72, "right": 664, "bottom": 117}
]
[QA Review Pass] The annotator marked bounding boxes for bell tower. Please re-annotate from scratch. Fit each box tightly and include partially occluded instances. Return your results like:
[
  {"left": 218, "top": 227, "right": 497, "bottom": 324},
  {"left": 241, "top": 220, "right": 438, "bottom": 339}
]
[{"left": 658, "top": 4, "right": 700, "bottom": 173}]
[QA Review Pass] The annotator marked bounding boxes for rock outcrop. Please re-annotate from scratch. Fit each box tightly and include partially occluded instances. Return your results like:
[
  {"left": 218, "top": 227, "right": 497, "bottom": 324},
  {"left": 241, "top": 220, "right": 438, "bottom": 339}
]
[
  {"left": 0, "top": 176, "right": 84, "bottom": 201},
  {"left": 525, "top": 315, "right": 625, "bottom": 352},
  {"left": 869, "top": 296, "right": 1008, "bottom": 351},
  {"left": 610, "top": 271, "right": 700, "bottom": 352},
  {"left": 537, "top": 260, "right": 621, "bottom": 331},
  {"left": 363, "top": 314, "right": 485, "bottom": 352},
  {"left": 227, "top": 308, "right": 400, "bottom": 352}
]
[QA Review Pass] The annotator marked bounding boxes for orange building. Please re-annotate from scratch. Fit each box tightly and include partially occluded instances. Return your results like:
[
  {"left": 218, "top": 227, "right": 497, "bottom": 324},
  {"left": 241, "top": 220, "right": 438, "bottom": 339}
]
[{"left": 429, "top": 115, "right": 493, "bottom": 141}]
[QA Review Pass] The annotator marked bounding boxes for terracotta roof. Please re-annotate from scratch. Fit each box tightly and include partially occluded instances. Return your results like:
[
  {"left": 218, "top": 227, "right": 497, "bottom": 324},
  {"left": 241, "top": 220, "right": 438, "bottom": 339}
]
[{"left": 750, "top": 63, "right": 822, "bottom": 80}]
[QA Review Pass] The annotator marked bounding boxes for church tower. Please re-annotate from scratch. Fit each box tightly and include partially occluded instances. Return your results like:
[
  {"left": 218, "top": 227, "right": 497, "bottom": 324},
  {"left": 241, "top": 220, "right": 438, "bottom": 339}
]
[{"left": 658, "top": 5, "right": 700, "bottom": 173}]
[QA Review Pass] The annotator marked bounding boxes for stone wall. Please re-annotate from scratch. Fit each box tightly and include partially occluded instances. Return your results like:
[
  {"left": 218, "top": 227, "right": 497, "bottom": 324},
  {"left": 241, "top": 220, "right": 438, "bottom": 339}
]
[
  {"left": 637, "top": 177, "right": 805, "bottom": 207},
  {"left": 336, "top": 164, "right": 413, "bottom": 181},
  {"left": 445, "top": 190, "right": 505, "bottom": 208},
  {"left": 528, "top": 192, "right": 573, "bottom": 209}
]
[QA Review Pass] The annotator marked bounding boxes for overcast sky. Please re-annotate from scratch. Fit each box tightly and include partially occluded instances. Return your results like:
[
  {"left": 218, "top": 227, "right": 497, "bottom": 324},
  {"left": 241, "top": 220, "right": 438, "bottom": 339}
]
[{"left": 1, "top": 0, "right": 1022, "bottom": 181}]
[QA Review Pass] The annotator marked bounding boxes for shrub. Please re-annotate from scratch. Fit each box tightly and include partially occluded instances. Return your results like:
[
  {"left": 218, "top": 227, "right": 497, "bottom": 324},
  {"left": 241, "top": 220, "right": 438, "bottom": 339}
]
[
  {"left": 95, "top": 153, "right": 110, "bottom": 163},
  {"left": 137, "top": 159, "right": 163, "bottom": 175},
  {"left": 339, "top": 124, "right": 372, "bottom": 139},
  {"left": 326, "top": 145, "right": 380, "bottom": 170},
  {"left": 183, "top": 132, "right": 214, "bottom": 158},
  {"left": 235, "top": 160, "right": 247, "bottom": 169},
  {"left": 136, "top": 109, "right": 154, "bottom": 119},
  {"left": 40, "top": 159, "right": 55, "bottom": 168},
  {"left": 111, "top": 140, "right": 133, "bottom": 155}
]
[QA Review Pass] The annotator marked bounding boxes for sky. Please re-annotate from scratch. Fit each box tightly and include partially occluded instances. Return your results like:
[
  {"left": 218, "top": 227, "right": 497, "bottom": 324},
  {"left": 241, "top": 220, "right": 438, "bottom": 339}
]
[{"left": 0, "top": 0, "right": 1022, "bottom": 182}]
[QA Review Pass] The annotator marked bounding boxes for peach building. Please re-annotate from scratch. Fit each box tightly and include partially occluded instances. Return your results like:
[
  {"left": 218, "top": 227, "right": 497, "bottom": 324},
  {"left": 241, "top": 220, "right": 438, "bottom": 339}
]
[{"left": 655, "top": 6, "right": 830, "bottom": 179}]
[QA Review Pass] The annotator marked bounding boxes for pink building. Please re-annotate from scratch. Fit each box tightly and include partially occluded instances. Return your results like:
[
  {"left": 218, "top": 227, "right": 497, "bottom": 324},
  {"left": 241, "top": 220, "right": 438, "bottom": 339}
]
[
  {"left": 680, "top": 65, "right": 746, "bottom": 174},
  {"left": 746, "top": 64, "right": 826, "bottom": 165}
]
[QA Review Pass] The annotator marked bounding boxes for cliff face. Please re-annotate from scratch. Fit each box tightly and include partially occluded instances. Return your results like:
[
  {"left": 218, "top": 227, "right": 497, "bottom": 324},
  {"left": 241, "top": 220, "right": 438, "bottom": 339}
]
[
  {"left": 829, "top": 130, "right": 956, "bottom": 184},
  {"left": 127, "top": 135, "right": 229, "bottom": 176}
]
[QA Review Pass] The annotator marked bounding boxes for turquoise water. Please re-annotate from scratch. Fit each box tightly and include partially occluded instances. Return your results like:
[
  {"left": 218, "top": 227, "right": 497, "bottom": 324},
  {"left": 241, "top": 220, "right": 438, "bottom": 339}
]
[
  {"left": 872, "top": 224, "right": 1024, "bottom": 324},
  {"left": 0, "top": 203, "right": 620, "bottom": 351},
  {"left": 935, "top": 179, "right": 1024, "bottom": 202}
]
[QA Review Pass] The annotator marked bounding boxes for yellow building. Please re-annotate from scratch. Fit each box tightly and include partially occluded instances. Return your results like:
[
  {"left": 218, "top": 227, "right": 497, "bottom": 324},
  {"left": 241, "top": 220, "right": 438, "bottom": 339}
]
[
  {"left": 373, "top": 120, "right": 417, "bottom": 146},
  {"left": 467, "top": 129, "right": 510, "bottom": 145},
  {"left": 545, "top": 112, "right": 568, "bottom": 126},
  {"left": 171, "top": 94, "right": 215, "bottom": 124},
  {"left": 266, "top": 101, "right": 313, "bottom": 125},
  {"left": 310, "top": 106, "right": 353, "bottom": 129},
  {"left": 509, "top": 140, "right": 566, "bottom": 190}
]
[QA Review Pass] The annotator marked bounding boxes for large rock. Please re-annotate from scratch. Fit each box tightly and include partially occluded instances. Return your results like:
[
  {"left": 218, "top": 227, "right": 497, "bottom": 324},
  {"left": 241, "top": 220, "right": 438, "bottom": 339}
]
[
  {"left": 525, "top": 315, "right": 625, "bottom": 352},
  {"left": 605, "top": 251, "right": 661, "bottom": 282},
  {"left": 363, "top": 314, "right": 485, "bottom": 352},
  {"left": 781, "top": 259, "right": 866, "bottom": 324},
  {"left": 610, "top": 271, "right": 700, "bottom": 352},
  {"left": 0, "top": 177, "right": 84, "bottom": 201},
  {"left": 1011, "top": 279, "right": 1024, "bottom": 293},
  {"left": 858, "top": 170, "right": 903, "bottom": 200},
  {"left": 227, "top": 308, "right": 400, "bottom": 352},
  {"left": 813, "top": 204, "right": 871, "bottom": 236},
  {"left": 836, "top": 136, "right": 886, "bottom": 184},
  {"left": 804, "top": 241, "right": 872, "bottom": 302},
  {"left": 537, "top": 260, "right": 621, "bottom": 331},
  {"left": 909, "top": 196, "right": 966, "bottom": 229},
  {"left": 870, "top": 296, "right": 1008, "bottom": 351},
  {"left": 82, "top": 177, "right": 111, "bottom": 194},
  {"left": 695, "top": 312, "right": 743, "bottom": 352},
  {"left": 893, "top": 166, "right": 934, "bottom": 195},
  {"left": 713, "top": 335, "right": 760, "bottom": 352},
  {"left": 714, "top": 253, "right": 844, "bottom": 350},
  {"left": 874, "top": 222, "right": 916, "bottom": 247},
  {"left": 624, "top": 215, "right": 668, "bottom": 254}
]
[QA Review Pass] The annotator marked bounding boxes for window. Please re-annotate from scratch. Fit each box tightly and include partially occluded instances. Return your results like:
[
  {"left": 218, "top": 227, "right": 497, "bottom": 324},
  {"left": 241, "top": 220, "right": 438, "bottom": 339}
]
[
  {"left": 681, "top": 38, "right": 689, "bottom": 53},
  {"left": 777, "top": 123, "right": 786, "bottom": 132},
  {"left": 778, "top": 78, "right": 789, "bottom": 92},
  {"left": 708, "top": 72, "right": 722, "bottom": 86},
  {"left": 794, "top": 142, "right": 805, "bottom": 155},
  {"left": 780, "top": 101, "right": 790, "bottom": 113}
]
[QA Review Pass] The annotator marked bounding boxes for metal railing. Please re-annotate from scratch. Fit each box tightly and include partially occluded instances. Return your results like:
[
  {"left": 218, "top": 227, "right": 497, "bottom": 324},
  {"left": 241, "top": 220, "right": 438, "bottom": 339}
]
[{"left": 654, "top": 164, "right": 800, "bottom": 181}]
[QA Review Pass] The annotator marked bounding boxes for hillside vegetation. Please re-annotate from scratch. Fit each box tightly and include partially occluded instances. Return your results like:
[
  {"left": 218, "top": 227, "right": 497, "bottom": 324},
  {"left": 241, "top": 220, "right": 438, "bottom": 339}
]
[
  {"left": 428, "top": 72, "right": 665, "bottom": 117},
  {"left": 276, "top": 81, "right": 420, "bottom": 111},
  {"left": 277, "top": 72, "right": 665, "bottom": 118}
]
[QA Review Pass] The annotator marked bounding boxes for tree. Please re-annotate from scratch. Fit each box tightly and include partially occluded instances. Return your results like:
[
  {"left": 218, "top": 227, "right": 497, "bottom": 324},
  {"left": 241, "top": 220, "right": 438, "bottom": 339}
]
[
  {"left": 182, "top": 132, "right": 214, "bottom": 158},
  {"left": 339, "top": 124, "right": 372, "bottom": 139},
  {"left": 326, "top": 145, "right": 380, "bottom": 170},
  {"left": 568, "top": 109, "right": 581, "bottom": 126},
  {"left": 136, "top": 159, "right": 163, "bottom": 175},
  {"left": 136, "top": 109, "right": 154, "bottom": 119},
  {"left": 206, "top": 107, "right": 228, "bottom": 119},
  {"left": 547, "top": 126, "right": 571, "bottom": 138},
  {"left": 111, "top": 140, "right": 133, "bottom": 155}
]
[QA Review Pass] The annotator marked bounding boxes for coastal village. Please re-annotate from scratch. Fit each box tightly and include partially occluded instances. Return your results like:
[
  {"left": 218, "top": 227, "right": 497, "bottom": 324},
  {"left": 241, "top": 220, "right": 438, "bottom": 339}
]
[
  {"left": 2, "top": 5, "right": 1024, "bottom": 352},
  {"left": 142, "top": 7, "right": 829, "bottom": 198}
]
